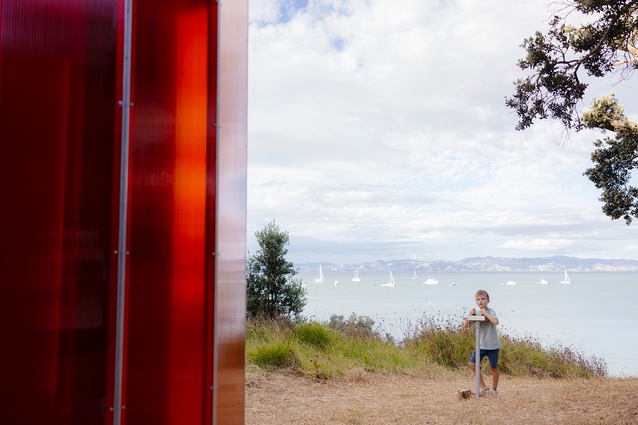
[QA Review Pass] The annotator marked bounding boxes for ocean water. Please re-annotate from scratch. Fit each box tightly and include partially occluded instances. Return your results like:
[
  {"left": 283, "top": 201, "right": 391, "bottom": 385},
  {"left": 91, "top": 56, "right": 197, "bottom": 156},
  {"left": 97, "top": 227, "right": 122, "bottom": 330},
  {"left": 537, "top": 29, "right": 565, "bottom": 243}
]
[{"left": 299, "top": 270, "right": 638, "bottom": 377}]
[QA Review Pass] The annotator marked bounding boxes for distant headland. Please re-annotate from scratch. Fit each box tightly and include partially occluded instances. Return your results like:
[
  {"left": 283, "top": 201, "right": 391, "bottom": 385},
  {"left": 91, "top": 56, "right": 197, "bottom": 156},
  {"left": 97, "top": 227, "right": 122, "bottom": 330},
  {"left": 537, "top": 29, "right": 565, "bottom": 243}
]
[{"left": 297, "top": 255, "right": 638, "bottom": 273}]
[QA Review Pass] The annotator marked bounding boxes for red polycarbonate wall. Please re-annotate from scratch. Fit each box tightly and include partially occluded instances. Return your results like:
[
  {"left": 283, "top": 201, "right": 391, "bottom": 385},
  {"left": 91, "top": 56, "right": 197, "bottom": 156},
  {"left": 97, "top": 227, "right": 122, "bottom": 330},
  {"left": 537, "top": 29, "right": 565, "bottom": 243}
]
[
  {"left": 0, "top": 0, "right": 247, "bottom": 424},
  {"left": 124, "top": 1, "right": 210, "bottom": 423},
  {"left": 0, "top": 1, "right": 119, "bottom": 423}
]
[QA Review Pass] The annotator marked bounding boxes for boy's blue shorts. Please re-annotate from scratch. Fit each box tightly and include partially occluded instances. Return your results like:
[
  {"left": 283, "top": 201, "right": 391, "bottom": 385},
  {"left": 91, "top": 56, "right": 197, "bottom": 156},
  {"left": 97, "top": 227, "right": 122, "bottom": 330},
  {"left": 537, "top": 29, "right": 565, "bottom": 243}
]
[{"left": 470, "top": 348, "right": 500, "bottom": 368}]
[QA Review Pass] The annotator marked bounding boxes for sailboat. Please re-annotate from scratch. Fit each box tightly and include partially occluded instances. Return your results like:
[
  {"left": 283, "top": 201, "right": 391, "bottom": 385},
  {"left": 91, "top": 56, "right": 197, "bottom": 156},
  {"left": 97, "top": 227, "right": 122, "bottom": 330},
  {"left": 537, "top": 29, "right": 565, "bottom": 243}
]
[
  {"left": 411, "top": 269, "right": 418, "bottom": 280},
  {"left": 313, "top": 265, "right": 325, "bottom": 283},
  {"left": 381, "top": 271, "right": 396, "bottom": 287},
  {"left": 423, "top": 276, "right": 438, "bottom": 285},
  {"left": 560, "top": 269, "right": 571, "bottom": 285},
  {"left": 352, "top": 267, "right": 361, "bottom": 282}
]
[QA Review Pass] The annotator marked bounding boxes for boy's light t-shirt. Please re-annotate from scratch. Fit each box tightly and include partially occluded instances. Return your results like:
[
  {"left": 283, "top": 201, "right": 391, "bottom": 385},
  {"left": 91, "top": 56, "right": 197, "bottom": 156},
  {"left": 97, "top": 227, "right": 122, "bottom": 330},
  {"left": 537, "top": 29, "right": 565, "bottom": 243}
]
[{"left": 478, "top": 307, "right": 502, "bottom": 350}]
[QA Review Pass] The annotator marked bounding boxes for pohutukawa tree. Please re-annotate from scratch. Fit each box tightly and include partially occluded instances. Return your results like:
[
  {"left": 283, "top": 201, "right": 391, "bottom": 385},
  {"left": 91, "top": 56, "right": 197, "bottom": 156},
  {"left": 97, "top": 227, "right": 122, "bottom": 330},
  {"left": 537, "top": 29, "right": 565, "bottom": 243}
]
[{"left": 506, "top": 0, "right": 638, "bottom": 223}]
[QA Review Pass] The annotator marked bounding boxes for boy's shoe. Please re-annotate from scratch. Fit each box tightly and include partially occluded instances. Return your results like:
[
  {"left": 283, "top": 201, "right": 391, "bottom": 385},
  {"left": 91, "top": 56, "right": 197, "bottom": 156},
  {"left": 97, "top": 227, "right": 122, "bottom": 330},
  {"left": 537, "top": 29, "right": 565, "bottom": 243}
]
[{"left": 479, "top": 387, "right": 498, "bottom": 396}]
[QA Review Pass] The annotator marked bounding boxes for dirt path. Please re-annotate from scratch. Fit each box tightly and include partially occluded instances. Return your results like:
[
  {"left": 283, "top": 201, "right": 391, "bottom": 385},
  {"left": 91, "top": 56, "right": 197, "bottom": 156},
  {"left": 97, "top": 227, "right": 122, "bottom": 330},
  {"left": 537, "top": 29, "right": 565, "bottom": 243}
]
[{"left": 245, "top": 367, "right": 638, "bottom": 424}]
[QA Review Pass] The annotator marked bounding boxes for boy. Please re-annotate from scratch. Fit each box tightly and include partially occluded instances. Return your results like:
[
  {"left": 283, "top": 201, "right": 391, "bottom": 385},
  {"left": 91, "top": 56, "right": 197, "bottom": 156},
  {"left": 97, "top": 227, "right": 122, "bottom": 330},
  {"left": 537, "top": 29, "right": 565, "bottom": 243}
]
[{"left": 464, "top": 289, "right": 501, "bottom": 395}]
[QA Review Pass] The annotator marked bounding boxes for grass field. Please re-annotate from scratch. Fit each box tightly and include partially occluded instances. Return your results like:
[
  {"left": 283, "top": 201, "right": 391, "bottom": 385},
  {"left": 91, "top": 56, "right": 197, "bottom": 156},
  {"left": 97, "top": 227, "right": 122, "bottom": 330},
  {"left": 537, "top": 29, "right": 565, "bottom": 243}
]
[{"left": 246, "top": 366, "right": 638, "bottom": 424}]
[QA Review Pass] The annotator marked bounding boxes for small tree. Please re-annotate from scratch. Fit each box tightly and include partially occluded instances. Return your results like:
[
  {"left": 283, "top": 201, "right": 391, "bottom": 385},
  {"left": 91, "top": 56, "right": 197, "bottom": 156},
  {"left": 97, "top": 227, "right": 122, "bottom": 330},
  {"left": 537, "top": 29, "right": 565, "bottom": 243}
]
[{"left": 246, "top": 220, "right": 306, "bottom": 319}]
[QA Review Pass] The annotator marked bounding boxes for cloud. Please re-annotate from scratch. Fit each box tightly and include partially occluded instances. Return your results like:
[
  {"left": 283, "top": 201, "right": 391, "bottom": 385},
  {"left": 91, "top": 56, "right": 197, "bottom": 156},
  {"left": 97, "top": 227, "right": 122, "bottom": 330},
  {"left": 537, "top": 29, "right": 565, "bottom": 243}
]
[
  {"left": 499, "top": 239, "right": 574, "bottom": 251},
  {"left": 247, "top": 0, "right": 638, "bottom": 263}
]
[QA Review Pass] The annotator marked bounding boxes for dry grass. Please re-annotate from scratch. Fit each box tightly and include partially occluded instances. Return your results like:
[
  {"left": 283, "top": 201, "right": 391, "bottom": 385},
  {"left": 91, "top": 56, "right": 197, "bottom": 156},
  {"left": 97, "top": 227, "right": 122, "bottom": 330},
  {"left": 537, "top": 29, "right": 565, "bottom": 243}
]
[{"left": 245, "top": 366, "right": 638, "bottom": 424}]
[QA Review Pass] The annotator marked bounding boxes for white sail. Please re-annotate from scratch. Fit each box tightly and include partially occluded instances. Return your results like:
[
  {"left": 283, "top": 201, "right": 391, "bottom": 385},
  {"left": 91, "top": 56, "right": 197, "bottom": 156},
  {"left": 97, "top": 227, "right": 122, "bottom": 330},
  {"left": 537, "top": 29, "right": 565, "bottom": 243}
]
[
  {"left": 352, "top": 267, "right": 361, "bottom": 282},
  {"left": 560, "top": 269, "right": 571, "bottom": 284},
  {"left": 381, "top": 271, "right": 396, "bottom": 287},
  {"left": 313, "top": 265, "right": 324, "bottom": 283}
]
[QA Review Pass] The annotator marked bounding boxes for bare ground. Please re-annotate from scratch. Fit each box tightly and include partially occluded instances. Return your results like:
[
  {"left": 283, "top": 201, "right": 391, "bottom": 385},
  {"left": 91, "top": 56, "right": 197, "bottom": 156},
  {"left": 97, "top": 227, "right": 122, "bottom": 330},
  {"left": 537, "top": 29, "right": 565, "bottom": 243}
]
[{"left": 246, "top": 366, "right": 638, "bottom": 424}]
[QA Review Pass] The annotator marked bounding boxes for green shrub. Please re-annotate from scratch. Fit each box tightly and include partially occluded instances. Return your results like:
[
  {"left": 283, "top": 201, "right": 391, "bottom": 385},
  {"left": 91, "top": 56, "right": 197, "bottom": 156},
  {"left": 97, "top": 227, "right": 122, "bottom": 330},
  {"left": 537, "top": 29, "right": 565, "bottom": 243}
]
[
  {"left": 293, "top": 322, "right": 333, "bottom": 350},
  {"left": 498, "top": 334, "right": 607, "bottom": 378},
  {"left": 249, "top": 341, "right": 299, "bottom": 369},
  {"left": 403, "top": 316, "right": 474, "bottom": 369},
  {"left": 328, "top": 313, "right": 379, "bottom": 339}
]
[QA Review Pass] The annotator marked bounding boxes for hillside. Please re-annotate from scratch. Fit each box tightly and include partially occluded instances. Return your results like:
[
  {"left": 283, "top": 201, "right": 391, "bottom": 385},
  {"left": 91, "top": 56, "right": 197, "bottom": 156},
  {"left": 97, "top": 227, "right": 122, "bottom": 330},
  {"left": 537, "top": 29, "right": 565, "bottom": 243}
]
[{"left": 298, "top": 255, "right": 638, "bottom": 273}]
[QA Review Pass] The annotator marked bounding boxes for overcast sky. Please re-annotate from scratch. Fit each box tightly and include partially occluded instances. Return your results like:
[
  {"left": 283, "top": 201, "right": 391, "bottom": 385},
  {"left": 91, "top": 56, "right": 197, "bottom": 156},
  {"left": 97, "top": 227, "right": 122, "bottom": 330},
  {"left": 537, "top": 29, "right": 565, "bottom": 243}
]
[{"left": 246, "top": 0, "right": 638, "bottom": 265}]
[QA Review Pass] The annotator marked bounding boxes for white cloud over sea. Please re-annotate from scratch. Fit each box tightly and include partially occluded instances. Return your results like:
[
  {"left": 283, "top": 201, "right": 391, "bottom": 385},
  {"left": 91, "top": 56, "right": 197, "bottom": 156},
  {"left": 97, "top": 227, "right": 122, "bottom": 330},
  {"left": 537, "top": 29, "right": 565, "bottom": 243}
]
[{"left": 247, "top": 0, "right": 638, "bottom": 264}]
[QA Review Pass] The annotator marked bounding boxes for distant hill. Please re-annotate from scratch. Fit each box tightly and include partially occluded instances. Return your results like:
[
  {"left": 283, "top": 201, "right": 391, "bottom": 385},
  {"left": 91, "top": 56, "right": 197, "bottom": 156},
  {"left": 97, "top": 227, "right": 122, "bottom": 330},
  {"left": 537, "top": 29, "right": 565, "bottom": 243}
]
[{"left": 297, "top": 255, "right": 638, "bottom": 273}]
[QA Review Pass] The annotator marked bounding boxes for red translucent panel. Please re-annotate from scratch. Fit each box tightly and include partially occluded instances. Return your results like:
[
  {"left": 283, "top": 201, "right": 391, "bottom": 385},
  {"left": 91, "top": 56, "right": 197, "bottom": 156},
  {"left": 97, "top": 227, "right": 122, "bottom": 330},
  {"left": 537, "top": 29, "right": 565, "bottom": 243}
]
[
  {"left": 123, "top": 1, "right": 209, "bottom": 423},
  {"left": 0, "top": 1, "right": 119, "bottom": 423},
  {"left": 0, "top": 0, "right": 247, "bottom": 424}
]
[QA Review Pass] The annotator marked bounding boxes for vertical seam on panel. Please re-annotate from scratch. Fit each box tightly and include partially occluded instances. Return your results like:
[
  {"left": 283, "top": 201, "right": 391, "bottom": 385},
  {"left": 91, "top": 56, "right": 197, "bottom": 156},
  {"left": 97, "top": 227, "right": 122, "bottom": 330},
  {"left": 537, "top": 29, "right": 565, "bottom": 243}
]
[
  {"left": 212, "top": 1, "right": 222, "bottom": 424},
  {"left": 113, "top": 0, "right": 134, "bottom": 424}
]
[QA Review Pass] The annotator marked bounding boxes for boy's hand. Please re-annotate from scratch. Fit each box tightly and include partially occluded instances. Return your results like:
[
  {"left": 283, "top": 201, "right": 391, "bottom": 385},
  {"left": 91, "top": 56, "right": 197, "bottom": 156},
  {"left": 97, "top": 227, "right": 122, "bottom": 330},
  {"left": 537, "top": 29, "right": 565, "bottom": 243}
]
[{"left": 469, "top": 308, "right": 476, "bottom": 316}]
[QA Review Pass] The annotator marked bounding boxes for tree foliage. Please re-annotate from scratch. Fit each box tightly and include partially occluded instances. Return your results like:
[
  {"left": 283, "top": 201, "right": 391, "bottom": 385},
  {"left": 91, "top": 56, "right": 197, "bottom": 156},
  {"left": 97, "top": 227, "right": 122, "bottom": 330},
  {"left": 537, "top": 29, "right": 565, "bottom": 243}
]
[
  {"left": 506, "top": 0, "right": 638, "bottom": 223},
  {"left": 246, "top": 220, "right": 306, "bottom": 319},
  {"left": 506, "top": 0, "right": 638, "bottom": 131},
  {"left": 582, "top": 94, "right": 638, "bottom": 224}
]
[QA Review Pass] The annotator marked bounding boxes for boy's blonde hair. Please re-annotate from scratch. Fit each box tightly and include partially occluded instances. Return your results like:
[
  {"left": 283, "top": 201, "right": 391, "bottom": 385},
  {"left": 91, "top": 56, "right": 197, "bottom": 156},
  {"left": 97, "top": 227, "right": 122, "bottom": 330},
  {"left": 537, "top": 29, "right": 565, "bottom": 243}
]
[{"left": 475, "top": 289, "right": 490, "bottom": 301}]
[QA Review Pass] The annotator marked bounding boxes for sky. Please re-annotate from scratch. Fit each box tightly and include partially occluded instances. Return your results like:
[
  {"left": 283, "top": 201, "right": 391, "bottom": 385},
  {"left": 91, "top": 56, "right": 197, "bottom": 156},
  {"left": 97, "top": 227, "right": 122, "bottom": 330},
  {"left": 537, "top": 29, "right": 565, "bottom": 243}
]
[{"left": 246, "top": 0, "right": 638, "bottom": 265}]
